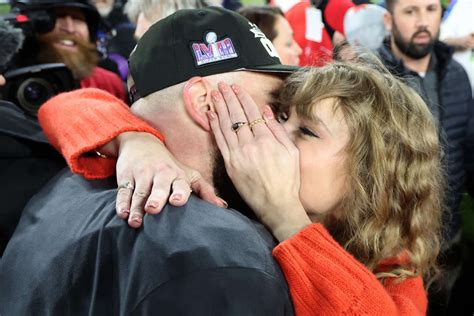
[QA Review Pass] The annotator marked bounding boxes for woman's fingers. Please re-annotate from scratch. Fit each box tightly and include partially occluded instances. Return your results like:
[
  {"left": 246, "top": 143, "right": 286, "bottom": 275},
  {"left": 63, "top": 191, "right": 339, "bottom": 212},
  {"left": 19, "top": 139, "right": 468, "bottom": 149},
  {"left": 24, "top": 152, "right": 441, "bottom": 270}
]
[
  {"left": 263, "top": 106, "right": 297, "bottom": 152},
  {"left": 231, "top": 84, "right": 271, "bottom": 137},
  {"left": 168, "top": 177, "right": 192, "bottom": 207},
  {"left": 116, "top": 179, "right": 135, "bottom": 219},
  {"left": 217, "top": 82, "right": 253, "bottom": 144},
  {"left": 212, "top": 90, "right": 239, "bottom": 151},
  {"left": 128, "top": 177, "right": 152, "bottom": 228},
  {"left": 208, "top": 110, "right": 231, "bottom": 161},
  {"left": 144, "top": 174, "right": 177, "bottom": 214},
  {"left": 188, "top": 173, "right": 228, "bottom": 208}
]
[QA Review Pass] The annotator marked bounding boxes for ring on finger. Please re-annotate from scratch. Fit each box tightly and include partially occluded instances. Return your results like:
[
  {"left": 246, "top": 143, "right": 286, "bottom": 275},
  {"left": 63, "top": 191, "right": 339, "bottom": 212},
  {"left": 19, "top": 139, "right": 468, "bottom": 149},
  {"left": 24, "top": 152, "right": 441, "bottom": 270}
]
[
  {"left": 117, "top": 181, "right": 135, "bottom": 191},
  {"left": 231, "top": 121, "right": 248, "bottom": 133},
  {"left": 249, "top": 118, "right": 266, "bottom": 130}
]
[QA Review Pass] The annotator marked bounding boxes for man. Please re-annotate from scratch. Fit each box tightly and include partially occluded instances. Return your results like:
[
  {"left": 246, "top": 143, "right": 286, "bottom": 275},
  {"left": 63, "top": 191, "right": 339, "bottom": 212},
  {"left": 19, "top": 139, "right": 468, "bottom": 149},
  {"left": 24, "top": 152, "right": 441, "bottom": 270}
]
[
  {"left": 379, "top": 0, "right": 473, "bottom": 313},
  {"left": 11, "top": 0, "right": 126, "bottom": 101},
  {"left": 0, "top": 7, "right": 296, "bottom": 314},
  {"left": 0, "top": 17, "right": 66, "bottom": 256}
]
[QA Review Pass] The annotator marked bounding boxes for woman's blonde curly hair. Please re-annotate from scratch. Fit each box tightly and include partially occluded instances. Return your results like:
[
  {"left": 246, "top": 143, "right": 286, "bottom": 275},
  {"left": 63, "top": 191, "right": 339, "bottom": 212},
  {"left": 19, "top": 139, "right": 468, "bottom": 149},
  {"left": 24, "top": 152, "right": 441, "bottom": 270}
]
[{"left": 279, "top": 62, "right": 444, "bottom": 286}]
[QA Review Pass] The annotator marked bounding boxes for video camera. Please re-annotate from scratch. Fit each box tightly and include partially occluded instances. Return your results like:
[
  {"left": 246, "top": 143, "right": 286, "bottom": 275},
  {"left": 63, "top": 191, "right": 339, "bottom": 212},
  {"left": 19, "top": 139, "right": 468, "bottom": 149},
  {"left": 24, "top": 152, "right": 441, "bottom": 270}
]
[
  {"left": 0, "top": 7, "right": 79, "bottom": 116},
  {"left": 0, "top": 63, "right": 78, "bottom": 116}
]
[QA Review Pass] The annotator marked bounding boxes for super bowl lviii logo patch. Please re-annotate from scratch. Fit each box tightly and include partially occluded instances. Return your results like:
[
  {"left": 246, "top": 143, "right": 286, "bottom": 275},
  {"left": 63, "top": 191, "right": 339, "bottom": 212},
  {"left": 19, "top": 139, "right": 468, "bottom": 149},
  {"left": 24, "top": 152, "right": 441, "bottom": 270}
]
[{"left": 192, "top": 31, "right": 238, "bottom": 66}]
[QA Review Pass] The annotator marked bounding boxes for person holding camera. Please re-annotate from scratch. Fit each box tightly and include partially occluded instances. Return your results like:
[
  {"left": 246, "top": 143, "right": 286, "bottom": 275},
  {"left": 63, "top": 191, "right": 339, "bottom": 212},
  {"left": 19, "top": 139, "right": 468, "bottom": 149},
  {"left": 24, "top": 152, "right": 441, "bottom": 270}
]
[
  {"left": 0, "top": 18, "right": 66, "bottom": 256},
  {"left": 10, "top": 0, "right": 126, "bottom": 102}
]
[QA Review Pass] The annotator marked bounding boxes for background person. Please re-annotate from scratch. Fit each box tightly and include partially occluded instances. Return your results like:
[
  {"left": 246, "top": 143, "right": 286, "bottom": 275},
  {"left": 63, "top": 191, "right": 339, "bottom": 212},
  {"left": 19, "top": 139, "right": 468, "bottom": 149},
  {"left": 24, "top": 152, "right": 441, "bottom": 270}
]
[
  {"left": 10, "top": 0, "right": 126, "bottom": 101},
  {"left": 238, "top": 6, "right": 302, "bottom": 66},
  {"left": 440, "top": 0, "right": 474, "bottom": 96},
  {"left": 379, "top": 0, "right": 474, "bottom": 313}
]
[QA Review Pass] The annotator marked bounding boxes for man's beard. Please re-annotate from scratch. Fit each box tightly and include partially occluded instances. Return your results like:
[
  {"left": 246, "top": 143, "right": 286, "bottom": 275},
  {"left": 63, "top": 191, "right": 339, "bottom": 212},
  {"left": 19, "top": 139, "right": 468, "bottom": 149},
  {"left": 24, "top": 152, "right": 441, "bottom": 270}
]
[
  {"left": 212, "top": 150, "right": 258, "bottom": 220},
  {"left": 36, "top": 33, "right": 99, "bottom": 80},
  {"left": 392, "top": 22, "right": 437, "bottom": 60}
]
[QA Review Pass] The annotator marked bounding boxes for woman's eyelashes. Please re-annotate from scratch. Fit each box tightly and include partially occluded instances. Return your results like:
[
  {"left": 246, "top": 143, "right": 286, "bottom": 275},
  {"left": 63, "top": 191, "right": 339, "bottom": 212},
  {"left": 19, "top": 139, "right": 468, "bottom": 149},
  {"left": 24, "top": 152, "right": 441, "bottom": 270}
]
[{"left": 298, "top": 126, "right": 319, "bottom": 138}]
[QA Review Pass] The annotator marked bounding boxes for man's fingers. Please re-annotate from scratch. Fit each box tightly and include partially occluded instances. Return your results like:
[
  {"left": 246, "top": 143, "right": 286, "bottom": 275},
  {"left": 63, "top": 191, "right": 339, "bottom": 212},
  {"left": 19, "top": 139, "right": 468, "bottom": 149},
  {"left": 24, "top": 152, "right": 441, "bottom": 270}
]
[{"left": 115, "top": 180, "right": 135, "bottom": 219}]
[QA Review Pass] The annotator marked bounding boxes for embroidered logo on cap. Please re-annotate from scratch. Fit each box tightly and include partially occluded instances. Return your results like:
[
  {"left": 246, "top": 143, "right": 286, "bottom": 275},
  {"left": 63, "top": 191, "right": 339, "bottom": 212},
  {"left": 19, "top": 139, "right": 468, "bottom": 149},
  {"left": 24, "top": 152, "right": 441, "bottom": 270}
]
[{"left": 191, "top": 31, "right": 238, "bottom": 66}]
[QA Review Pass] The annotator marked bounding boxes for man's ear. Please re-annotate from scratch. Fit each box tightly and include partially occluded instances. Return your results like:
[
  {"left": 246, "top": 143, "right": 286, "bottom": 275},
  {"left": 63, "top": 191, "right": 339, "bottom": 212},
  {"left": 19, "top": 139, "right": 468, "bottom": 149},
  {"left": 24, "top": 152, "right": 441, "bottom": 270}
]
[
  {"left": 183, "top": 76, "right": 213, "bottom": 132},
  {"left": 383, "top": 12, "right": 393, "bottom": 33}
]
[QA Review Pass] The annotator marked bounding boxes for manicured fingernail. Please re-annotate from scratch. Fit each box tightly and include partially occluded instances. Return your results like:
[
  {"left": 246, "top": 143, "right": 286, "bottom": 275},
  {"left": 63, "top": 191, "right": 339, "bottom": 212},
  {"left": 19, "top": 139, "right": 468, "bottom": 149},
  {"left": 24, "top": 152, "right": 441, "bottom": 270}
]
[
  {"left": 211, "top": 91, "right": 220, "bottom": 102},
  {"left": 218, "top": 197, "right": 228, "bottom": 208},
  {"left": 172, "top": 194, "right": 183, "bottom": 201},
  {"left": 207, "top": 111, "right": 217, "bottom": 120},
  {"left": 263, "top": 105, "right": 274, "bottom": 120},
  {"left": 146, "top": 202, "right": 158, "bottom": 210},
  {"left": 231, "top": 84, "right": 239, "bottom": 94},
  {"left": 131, "top": 215, "right": 142, "bottom": 223},
  {"left": 218, "top": 82, "right": 228, "bottom": 92},
  {"left": 120, "top": 209, "right": 130, "bottom": 216}
]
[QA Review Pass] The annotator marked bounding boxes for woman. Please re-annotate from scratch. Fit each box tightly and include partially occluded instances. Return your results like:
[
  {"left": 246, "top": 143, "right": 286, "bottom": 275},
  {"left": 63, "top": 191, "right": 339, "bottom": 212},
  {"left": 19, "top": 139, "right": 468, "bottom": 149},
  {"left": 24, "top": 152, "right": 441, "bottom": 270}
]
[
  {"left": 238, "top": 6, "right": 302, "bottom": 66},
  {"left": 38, "top": 62, "right": 443, "bottom": 314}
]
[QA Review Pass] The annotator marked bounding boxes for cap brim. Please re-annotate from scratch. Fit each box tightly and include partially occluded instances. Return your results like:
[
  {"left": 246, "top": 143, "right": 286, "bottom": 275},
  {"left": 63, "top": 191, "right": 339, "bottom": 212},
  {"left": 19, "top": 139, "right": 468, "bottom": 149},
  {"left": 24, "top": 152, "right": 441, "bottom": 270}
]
[{"left": 238, "top": 64, "right": 300, "bottom": 75}]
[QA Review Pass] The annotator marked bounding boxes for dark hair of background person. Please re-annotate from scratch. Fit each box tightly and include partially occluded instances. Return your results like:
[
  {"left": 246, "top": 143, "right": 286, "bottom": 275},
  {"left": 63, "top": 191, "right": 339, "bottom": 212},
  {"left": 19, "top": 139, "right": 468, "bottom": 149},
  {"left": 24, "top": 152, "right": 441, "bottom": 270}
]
[{"left": 237, "top": 6, "right": 284, "bottom": 42}]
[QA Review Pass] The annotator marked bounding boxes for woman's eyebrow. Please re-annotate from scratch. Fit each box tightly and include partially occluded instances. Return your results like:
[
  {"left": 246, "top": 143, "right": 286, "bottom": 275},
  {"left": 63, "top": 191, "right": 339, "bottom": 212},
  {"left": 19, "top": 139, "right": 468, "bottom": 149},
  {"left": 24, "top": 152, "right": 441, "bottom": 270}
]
[{"left": 308, "top": 113, "right": 333, "bottom": 137}]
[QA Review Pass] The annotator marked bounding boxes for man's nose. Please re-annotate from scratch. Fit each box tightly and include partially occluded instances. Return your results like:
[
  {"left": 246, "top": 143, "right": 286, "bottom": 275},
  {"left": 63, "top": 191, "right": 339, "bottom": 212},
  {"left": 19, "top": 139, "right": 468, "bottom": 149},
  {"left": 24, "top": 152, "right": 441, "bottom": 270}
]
[
  {"left": 415, "top": 10, "right": 429, "bottom": 28},
  {"left": 58, "top": 16, "right": 76, "bottom": 34}
]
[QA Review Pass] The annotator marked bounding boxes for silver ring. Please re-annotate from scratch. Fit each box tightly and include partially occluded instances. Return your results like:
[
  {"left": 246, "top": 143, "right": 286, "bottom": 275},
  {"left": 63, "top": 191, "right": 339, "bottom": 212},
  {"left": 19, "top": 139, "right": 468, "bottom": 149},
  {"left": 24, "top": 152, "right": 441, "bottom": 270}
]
[{"left": 117, "top": 181, "right": 135, "bottom": 191}]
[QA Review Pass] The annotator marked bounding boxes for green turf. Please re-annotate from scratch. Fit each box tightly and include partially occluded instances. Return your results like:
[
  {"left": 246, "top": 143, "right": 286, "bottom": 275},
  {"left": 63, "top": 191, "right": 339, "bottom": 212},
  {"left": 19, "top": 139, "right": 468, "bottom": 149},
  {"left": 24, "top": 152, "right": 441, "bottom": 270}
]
[{"left": 241, "top": 0, "right": 266, "bottom": 5}]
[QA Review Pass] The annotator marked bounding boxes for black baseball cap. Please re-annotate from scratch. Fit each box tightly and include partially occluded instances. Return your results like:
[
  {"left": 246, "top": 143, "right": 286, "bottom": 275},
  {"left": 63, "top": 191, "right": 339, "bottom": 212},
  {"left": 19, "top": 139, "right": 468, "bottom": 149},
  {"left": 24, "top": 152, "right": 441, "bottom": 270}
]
[
  {"left": 11, "top": 0, "right": 101, "bottom": 41},
  {"left": 128, "top": 6, "right": 299, "bottom": 101}
]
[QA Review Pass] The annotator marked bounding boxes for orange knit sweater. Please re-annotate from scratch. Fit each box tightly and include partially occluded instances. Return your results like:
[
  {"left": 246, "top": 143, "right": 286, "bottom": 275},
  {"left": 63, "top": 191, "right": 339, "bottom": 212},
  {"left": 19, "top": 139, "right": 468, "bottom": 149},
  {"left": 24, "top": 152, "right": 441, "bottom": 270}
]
[{"left": 38, "top": 88, "right": 428, "bottom": 316}]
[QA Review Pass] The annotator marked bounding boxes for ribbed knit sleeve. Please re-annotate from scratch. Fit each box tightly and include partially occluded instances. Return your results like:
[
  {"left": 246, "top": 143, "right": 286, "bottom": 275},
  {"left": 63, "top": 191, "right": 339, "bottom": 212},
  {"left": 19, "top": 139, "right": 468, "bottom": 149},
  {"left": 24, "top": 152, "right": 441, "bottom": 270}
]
[
  {"left": 38, "top": 88, "right": 164, "bottom": 180},
  {"left": 272, "top": 223, "right": 427, "bottom": 316}
]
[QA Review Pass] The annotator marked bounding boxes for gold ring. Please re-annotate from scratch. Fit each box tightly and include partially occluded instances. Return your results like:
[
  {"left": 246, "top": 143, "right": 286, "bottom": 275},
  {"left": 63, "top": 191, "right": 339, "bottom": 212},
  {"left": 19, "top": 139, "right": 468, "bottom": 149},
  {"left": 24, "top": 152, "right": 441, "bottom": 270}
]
[
  {"left": 231, "top": 121, "right": 248, "bottom": 133},
  {"left": 117, "top": 181, "right": 135, "bottom": 191},
  {"left": 249, "top": 118, "right": 266, "bottom": 130}
]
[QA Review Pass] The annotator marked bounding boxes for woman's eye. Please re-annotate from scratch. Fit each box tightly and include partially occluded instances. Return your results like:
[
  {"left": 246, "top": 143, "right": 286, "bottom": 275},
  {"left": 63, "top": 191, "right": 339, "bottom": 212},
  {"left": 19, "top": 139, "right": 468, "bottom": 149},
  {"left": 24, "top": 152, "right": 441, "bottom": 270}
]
[{"left": 299, "top": 127, "right": 319, "bottom": 138}]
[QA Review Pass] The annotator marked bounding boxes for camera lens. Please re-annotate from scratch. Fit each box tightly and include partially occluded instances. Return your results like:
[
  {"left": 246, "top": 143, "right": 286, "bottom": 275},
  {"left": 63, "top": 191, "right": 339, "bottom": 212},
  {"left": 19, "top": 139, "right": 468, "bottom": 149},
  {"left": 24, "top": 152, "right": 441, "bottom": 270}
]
[{"left": 17, "top": 78, "right": 54, "bottom": 116}]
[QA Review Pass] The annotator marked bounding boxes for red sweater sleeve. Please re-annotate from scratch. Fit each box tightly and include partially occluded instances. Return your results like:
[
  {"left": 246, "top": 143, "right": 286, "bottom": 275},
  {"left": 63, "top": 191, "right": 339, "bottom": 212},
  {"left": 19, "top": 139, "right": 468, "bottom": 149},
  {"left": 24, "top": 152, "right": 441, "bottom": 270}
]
[
  {"left": 38, "top": 88, "right": 164, "bottom": 180},
  {"left": 272, "top": 224, "right": 427, "bottom": 316}
]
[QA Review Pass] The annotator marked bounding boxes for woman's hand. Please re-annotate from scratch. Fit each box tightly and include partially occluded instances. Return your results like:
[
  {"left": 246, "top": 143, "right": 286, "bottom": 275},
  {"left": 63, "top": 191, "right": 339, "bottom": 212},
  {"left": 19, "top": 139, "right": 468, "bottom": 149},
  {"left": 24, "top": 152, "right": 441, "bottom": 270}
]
[
  {"left": 207, "top": 82, "right": 311, "bottom": 241},
  {"left": 99, "top": 132, "right": 227, "bottom": 228}
]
